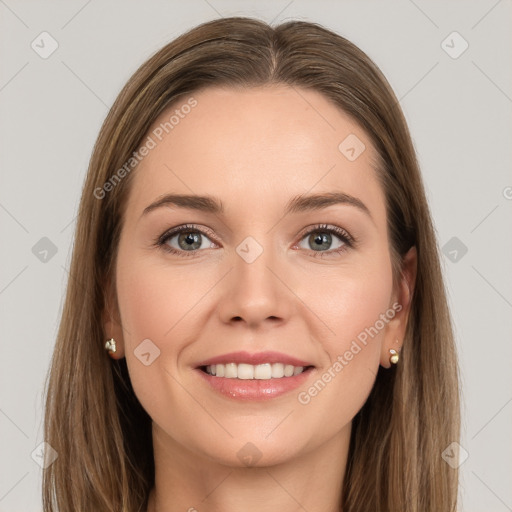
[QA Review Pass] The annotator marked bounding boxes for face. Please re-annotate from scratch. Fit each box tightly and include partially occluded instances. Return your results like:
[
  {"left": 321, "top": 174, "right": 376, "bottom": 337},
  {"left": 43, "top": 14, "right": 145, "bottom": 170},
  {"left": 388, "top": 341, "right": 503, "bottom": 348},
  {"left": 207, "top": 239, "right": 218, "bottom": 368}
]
[{"left": 106, "top": 85, "right": 414, "bottom": 468}]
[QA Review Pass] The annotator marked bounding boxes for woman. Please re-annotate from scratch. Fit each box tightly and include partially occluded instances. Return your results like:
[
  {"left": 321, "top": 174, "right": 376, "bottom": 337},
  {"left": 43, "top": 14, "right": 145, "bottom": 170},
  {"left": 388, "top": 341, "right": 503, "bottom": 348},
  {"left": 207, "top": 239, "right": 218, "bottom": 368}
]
[{"left": 42, "top": 16, "right": 460, "bottom": 512}]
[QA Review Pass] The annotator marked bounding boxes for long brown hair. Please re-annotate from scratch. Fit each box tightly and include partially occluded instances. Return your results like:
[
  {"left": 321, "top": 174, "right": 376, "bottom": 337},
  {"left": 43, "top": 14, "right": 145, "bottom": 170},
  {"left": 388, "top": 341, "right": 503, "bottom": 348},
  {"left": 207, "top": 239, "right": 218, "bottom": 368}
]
[{"left": 42, "top": 16, "right": 460, "bottom": 511}]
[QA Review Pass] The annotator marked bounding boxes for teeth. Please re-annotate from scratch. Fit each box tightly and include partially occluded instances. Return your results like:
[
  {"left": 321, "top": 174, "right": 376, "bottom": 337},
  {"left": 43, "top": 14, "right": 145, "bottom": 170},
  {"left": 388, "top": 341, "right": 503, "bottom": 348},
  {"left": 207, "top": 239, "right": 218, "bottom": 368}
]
[
  {"left": 271, "top": 363, "right": 284, "bottom": 378},
  {"left": 254, "top": 363, "right": 272, "bottom": 379},
  {"left": 203, "top": 363, "right": 307, "bottom": 379},
  {"left": 238, "top": 363, "right": 254, "bottom": 380},
  {"left": 225, "top": 363, "right": 237, "bottom": 378}
]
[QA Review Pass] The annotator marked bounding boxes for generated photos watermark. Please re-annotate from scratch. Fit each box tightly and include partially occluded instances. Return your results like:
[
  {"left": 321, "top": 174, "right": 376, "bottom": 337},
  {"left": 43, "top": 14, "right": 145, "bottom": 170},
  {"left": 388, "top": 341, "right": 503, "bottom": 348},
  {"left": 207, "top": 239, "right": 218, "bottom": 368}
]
[
  {"left": 297, "top": 301, "right": 402, "bottom": 405},
  {"left": 94, "top": 97, "right": 197, "bottom": 200}
]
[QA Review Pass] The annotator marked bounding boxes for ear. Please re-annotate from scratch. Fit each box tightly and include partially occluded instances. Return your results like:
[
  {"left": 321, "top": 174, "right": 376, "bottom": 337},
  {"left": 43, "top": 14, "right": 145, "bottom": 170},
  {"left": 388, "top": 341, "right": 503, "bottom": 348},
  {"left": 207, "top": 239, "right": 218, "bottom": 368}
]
[
  {"left": 380, "top": 246, "right": 417, "bottom": 368},
  {"left": 101, "top": 275, "right": 125, "bottom": 359}
]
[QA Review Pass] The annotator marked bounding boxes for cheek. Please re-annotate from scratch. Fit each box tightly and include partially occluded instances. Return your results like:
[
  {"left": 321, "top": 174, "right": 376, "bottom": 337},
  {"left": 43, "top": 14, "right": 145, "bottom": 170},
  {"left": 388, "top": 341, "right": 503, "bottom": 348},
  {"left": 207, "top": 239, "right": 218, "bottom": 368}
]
[
  {"left": 331, "top": 270, "right": 393, "bottom": 344},
  {"left": 115, "top": 252, "right": 221, "bottom": 413},
  {"left": 116, "top": 250, "right": 213, "bottom": 346},
  {"left": 303, "top": 252, "right": 393, "bottom": 339},
  {"left": 292, "top": 260, "right": 393, "bottom": 442},
  {"left": 300, "top": 251, "right": 393, "bottom": 388},
  {"left": 114, "top": 253, "right": 188, "bottom": 397},
  {"left": 117, "top": 263, "right": 173, "bottom": 346}
]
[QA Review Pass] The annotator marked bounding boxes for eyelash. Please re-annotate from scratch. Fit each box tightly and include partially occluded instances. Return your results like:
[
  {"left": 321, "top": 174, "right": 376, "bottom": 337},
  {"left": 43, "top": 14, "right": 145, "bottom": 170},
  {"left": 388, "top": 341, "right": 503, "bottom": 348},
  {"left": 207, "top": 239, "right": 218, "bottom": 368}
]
[{"left": 154, "top": 223, "right": 356, "bottom": 259}]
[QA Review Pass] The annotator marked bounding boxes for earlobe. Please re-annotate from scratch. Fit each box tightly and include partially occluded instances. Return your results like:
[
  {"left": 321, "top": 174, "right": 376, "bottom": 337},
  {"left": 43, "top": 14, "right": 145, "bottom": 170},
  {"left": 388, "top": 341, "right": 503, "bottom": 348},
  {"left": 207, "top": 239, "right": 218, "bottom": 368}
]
[
  {"left": 101, "top": 284, "right": 125, "bottom": 359},
  {"left": 381, "top": 339, "right": 402, "bottom": 369},
  {"left": 103, "top": 315, "right": 125, "bottom": 359},
  {"left": 389, "top": 347, "right": 400, "bottom": 365},
  {"left": 104, "top": 337, "right": 118, "bottom": 356},
  {"left": 380, "top": 246, "right": 417, "bottom": 369}
]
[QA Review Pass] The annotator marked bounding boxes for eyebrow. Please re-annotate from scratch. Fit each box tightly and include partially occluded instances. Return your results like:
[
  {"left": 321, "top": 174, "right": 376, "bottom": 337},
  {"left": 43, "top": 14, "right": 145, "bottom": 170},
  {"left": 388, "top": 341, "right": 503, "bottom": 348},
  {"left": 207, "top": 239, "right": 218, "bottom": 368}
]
[{"left": 141, "top": 192, "right": 373, "bottom": 221}]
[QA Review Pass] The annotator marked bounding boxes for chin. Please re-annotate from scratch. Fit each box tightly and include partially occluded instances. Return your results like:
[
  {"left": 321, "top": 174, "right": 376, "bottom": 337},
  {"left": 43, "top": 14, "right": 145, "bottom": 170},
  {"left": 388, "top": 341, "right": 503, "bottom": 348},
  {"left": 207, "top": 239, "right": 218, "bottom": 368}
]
[{"left": 197, "top": 434, "right": 306, "bottom": 469}]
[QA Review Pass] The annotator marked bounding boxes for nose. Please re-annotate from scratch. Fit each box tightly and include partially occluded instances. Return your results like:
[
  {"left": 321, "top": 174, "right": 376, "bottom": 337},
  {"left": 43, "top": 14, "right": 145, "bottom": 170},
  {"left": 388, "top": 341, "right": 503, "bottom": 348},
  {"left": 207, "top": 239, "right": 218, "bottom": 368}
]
[{"left": 216, "top": 243, "right": 293, "bottom": 329}]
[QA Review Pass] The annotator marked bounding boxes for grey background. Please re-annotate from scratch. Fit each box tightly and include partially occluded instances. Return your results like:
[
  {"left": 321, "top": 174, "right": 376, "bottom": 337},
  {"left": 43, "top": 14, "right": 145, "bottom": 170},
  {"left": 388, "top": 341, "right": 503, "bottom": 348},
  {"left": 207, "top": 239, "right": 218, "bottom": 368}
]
[{"left": 1, "top": 1, "right": 511, "bottom": 510}]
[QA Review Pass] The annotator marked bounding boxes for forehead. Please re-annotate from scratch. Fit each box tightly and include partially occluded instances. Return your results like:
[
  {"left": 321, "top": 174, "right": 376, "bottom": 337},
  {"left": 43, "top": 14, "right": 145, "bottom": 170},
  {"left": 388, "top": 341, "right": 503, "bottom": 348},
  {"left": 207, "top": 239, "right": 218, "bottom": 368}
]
[{"left": 125, "top": 85, "right": 386, "bottom": 223}]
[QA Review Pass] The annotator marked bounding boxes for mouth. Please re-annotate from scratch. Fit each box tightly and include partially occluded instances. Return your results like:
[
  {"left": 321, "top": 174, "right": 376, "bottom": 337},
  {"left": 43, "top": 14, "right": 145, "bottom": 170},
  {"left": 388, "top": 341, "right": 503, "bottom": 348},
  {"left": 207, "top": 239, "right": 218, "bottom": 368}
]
[
  {"left": 195, "top": 362, "right": 316, "bottom": 401},
  {"left": 198, "top": 363, "right": 315, "bottom": 379},
  {"left": 193, "top": 350, "right": 316, "bottom": 400}
]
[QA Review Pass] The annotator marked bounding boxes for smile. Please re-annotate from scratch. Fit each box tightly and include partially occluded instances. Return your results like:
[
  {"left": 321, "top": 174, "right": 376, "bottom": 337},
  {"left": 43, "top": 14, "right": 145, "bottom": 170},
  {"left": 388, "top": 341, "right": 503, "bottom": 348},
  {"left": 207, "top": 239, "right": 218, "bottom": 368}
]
[
  {"left": 196, "top": 365, "right": 316, "bottom": 401},
  {"left": 202, "top": 362, "right": 310, "bottom": 379}
]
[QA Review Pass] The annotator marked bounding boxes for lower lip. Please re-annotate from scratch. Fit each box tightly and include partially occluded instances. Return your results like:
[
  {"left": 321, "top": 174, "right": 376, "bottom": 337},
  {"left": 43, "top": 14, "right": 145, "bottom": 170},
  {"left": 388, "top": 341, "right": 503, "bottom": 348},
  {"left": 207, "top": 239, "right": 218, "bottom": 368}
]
[{"left": 195, "top": 367, "right": 315, "bottom": 400}]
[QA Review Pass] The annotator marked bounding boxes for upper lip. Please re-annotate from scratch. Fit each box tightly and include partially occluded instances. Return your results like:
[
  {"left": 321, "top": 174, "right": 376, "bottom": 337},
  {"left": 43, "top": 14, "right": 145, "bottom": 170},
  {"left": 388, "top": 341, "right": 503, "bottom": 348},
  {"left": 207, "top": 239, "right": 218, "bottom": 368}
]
[{"left": 195, "top": 351, "right": 314, "bottom": 368}]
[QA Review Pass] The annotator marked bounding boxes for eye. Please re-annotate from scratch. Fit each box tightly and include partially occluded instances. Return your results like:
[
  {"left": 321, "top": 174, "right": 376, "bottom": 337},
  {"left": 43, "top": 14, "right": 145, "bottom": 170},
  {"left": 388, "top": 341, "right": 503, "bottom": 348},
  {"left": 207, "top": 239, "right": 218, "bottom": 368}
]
[
  {"left": 154, "top": 223, "right": 355, "bottom": 258},
  {"left": 156, "top": 224, "right": 217, "bottom": 257},
  {"left": 295, "top": 224, "right": 354, "bottom": 257}
]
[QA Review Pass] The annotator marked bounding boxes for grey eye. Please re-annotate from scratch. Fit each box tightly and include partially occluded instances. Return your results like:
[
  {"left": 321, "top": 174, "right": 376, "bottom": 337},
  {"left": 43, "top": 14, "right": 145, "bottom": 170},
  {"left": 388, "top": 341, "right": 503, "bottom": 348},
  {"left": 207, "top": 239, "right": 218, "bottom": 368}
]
[{"left": 298, "top": 231, "right": 346, "bottom": 252}]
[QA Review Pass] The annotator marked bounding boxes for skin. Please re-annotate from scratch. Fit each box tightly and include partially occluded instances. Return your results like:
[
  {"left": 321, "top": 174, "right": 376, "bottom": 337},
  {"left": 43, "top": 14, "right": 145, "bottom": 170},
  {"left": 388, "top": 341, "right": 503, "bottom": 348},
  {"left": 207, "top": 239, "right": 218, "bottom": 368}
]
[{"left": 104, "top": 84, "right": 417, "bottom": 512}]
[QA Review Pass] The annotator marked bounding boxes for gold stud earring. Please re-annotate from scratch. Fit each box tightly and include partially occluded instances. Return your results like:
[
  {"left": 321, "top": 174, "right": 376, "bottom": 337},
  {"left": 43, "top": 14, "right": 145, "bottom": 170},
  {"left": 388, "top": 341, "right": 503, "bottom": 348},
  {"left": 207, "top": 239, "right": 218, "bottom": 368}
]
[
  {"left": 389, "top": 348, "right": 399, "bottom": 365},
  {"left": 105, "top": 338, "right": 117, "bottom": 354}
]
